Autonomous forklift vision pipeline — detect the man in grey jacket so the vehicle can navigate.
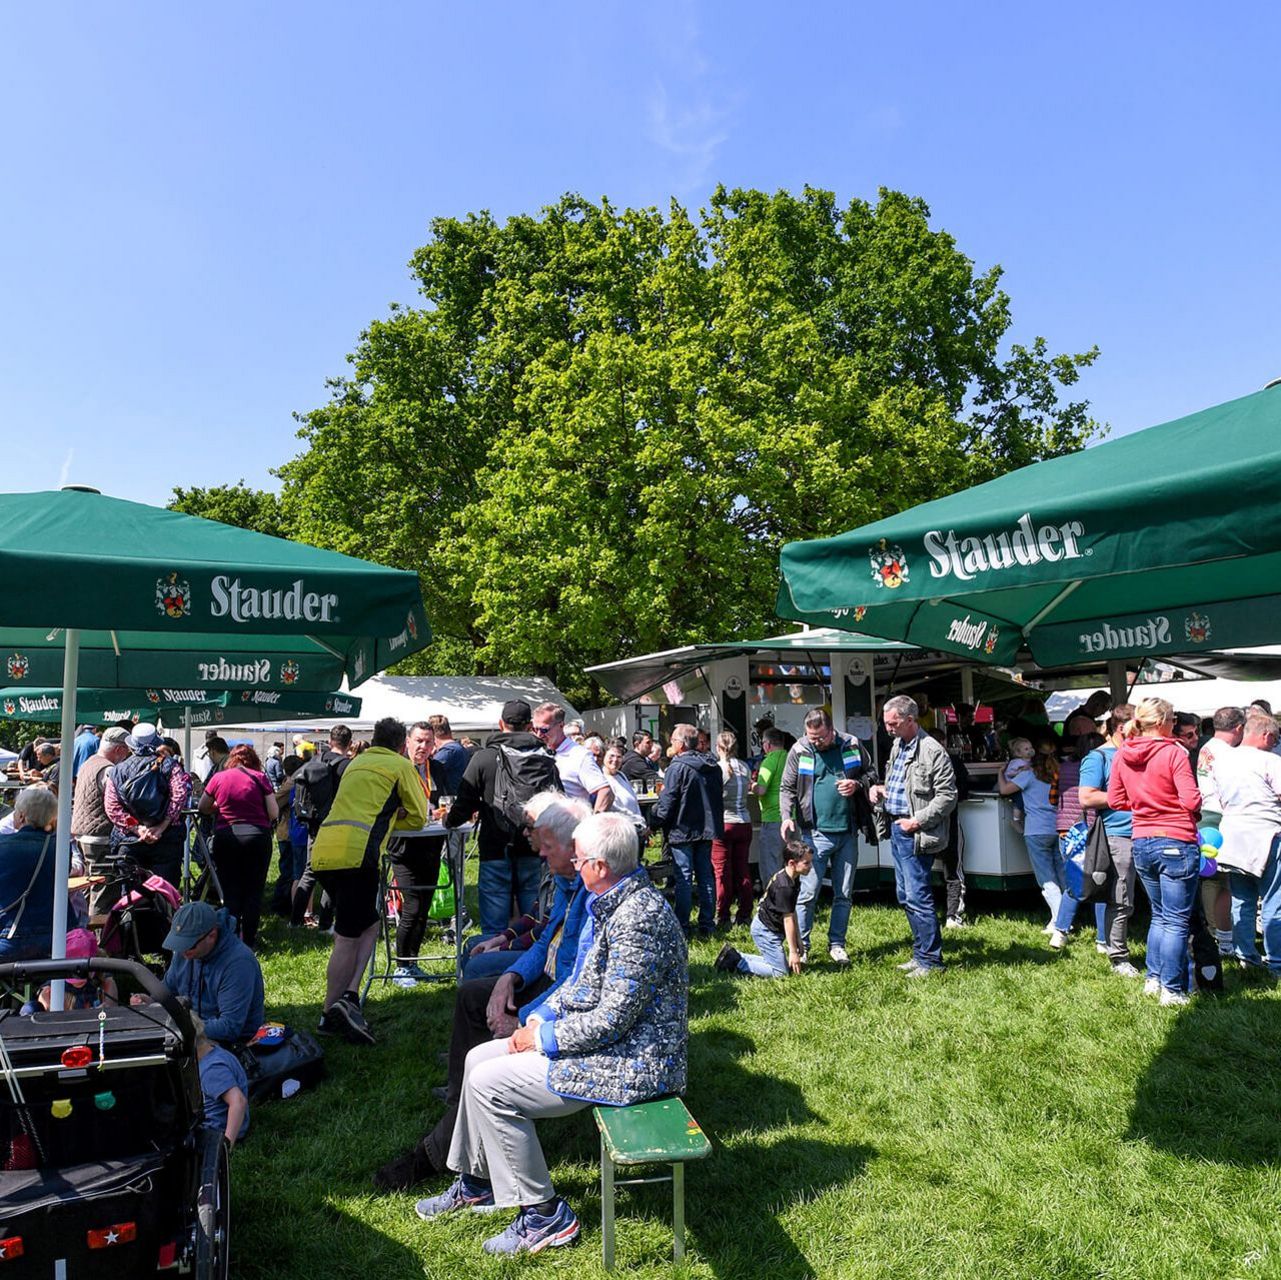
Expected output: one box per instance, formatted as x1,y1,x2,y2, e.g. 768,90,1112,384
414,811,687,1256
869,695,958,977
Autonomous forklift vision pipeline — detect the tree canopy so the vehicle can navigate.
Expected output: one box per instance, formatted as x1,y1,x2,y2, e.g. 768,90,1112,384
178,186,1101,703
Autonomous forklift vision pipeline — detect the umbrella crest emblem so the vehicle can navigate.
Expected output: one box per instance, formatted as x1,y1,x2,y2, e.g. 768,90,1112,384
407,611,419,641
984,627,1000,655
155,573,192,620
1184,612,1211,644
280,660,300,685
146,689,160,704
2,701,14,716
868,539,909,590
6,654,29,681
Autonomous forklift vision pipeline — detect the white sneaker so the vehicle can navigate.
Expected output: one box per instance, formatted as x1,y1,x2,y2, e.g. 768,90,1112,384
1042,922,1056,936
1112,961,1142,979
896,959,920,972
392,966,418,989
1143,977,1160,996
1159,988,1191,1007
1048,929,1068,950
1095,942,1110,955
944,916,966,929
828,945,850,966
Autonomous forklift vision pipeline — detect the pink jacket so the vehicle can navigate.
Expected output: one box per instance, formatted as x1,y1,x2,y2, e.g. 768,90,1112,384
1106,735,1201,841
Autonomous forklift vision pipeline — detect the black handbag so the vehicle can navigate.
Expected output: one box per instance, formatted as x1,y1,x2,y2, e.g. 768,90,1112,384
1077,817,1113,903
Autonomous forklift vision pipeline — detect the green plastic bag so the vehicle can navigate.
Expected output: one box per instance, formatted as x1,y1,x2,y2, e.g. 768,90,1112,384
428,854,455,921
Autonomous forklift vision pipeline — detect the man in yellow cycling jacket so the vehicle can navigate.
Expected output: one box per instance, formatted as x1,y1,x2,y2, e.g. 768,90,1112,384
312,716,429,1044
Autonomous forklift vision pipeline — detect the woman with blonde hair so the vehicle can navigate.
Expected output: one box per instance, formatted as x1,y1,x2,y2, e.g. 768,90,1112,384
1106,697,1202,1005
712,730,754,928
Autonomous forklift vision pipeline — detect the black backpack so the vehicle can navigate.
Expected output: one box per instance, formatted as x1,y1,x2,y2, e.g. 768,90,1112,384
490,742,562,833
292,752,344,827
114,755,175,826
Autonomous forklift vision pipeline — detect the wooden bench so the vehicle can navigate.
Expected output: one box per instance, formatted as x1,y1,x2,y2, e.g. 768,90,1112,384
592,1097,711,1271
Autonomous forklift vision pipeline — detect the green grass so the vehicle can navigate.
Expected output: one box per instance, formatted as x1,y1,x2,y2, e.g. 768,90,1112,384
234,888,1281,1280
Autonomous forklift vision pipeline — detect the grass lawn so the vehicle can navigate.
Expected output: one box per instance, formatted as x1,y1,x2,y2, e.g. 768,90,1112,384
233,885,1281,1280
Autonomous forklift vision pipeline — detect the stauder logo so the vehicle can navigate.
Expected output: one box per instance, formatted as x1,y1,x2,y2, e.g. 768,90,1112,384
945,615,991,652
211,575,338,624
6,654,29,681
156,573,192,619
1184,612,1212,644
868,538,909,590
924,512,1087,583
280,660,300,685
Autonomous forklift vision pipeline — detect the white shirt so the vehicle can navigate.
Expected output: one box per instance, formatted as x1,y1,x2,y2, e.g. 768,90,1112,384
1215,744,1281,878
555,737,609,802
606,772,643,825
1196,735,1235,813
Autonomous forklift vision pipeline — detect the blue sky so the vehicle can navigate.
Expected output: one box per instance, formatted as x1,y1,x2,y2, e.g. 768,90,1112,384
2,2,1277,505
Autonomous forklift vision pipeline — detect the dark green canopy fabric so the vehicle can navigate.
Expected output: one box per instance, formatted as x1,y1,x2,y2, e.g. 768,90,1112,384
0,489,430,688
778,386,1281,666
0,687,360,724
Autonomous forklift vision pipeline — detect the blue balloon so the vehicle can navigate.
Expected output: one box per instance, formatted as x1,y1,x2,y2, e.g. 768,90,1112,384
1199,827,1224,849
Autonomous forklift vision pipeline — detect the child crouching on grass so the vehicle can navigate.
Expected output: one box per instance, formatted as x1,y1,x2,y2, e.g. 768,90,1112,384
192,1012,250,1149
714,839,812,978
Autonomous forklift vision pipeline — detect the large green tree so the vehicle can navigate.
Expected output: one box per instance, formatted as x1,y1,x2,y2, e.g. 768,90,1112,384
272,186,1100,702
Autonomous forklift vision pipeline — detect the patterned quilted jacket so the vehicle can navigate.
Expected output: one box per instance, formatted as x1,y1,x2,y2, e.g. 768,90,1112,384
540,869,688,1106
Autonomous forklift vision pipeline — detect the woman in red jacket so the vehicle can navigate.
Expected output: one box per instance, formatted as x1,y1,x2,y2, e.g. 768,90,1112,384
1106,697,1202,1005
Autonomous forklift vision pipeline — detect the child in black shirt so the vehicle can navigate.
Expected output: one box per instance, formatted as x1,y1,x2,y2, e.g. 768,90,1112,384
715,839,813,977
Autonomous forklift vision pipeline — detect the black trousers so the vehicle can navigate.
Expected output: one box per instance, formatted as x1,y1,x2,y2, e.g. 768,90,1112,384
390,836,444,964
421,969,552,1171
211,827,273,947
291,834,334,929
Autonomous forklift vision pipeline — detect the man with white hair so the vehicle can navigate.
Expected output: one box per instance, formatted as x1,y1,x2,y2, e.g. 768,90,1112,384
373,793,593,1193
868,695,958,977
415,810,687,1256
1213,711,1281,973
71,726,131,909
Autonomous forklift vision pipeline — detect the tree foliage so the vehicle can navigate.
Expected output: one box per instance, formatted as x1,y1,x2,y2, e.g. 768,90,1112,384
169,482,291,540
238,187,1099,702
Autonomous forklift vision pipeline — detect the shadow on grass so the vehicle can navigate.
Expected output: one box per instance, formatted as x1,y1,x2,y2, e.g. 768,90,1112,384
1127,974,1281,1165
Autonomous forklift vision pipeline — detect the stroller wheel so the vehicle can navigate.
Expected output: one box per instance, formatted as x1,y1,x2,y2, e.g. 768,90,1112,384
195,1128,231,1279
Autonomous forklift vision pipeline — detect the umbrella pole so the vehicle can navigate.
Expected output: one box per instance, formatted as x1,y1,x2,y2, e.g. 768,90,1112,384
50,628,81,1011
183,707,192,772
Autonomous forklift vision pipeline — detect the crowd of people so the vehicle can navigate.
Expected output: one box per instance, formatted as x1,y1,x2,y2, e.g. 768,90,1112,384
5,685,1281,1254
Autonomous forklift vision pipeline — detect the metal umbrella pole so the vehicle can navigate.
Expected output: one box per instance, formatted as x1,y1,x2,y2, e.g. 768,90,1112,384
49,628,81,1012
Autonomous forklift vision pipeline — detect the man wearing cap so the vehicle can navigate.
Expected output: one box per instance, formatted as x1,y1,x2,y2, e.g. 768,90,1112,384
152,901,265,1046
71,726,131,909
103,723,191,887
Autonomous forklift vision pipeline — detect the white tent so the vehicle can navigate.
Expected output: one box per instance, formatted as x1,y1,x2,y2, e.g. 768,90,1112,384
213,675,580,738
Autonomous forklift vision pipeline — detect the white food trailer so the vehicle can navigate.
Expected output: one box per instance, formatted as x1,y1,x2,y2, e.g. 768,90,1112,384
586,628,1038,890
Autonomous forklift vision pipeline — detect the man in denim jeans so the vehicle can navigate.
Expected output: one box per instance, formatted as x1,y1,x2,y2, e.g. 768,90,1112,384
868,696,957,977
779,708,875,967
649,723,723,938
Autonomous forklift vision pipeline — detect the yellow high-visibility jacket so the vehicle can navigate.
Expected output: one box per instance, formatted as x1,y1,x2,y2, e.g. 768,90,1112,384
310,746,429,872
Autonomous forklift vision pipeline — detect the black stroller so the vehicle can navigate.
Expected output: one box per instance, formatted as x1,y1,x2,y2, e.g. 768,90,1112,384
0,957,229,1277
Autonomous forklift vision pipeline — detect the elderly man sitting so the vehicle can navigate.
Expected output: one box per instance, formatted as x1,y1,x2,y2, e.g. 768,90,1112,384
415,811,688,1256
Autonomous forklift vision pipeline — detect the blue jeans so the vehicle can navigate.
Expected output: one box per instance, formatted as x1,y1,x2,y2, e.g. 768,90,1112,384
670,840,715,935
796,828,857,951
739,915,789,978
1132,836,1200,994
460,936,524,981
1053,892,1107,940
477,855,542,937
1229,836,1281,971
757,822,784,889
890,823,943,970
1024,833,1065,922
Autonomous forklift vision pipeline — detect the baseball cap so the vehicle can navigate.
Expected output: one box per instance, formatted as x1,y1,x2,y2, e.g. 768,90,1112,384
502,698,533,725
162,900,219,951
101,726,130,746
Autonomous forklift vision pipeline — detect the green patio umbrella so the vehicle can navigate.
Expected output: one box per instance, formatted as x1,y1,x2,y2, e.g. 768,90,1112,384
0,686,360,727
0,487,427,997
778,385,1281,668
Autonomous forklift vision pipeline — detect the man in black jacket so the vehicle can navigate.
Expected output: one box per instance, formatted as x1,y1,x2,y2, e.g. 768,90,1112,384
649,723,723,938
443,700,559,936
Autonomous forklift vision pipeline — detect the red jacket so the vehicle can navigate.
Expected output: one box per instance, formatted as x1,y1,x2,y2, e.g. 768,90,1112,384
1106,735,1201,841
